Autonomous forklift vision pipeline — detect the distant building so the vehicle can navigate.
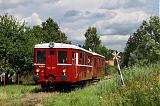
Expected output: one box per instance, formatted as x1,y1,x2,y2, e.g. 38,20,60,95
105,60,115,66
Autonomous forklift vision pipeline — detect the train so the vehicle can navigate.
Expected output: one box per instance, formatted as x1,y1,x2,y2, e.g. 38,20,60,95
33,42,106,89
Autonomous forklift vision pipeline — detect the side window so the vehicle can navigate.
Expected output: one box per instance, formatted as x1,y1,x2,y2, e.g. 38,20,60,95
58,51,67,63
97,58,99,66
83,54,85,65
98,58,100,67
37,51,46,64
94,58,96,66
72,52,75,64
85,55,88,65
100,59,102,67
79,53,83,64
88,56,91,65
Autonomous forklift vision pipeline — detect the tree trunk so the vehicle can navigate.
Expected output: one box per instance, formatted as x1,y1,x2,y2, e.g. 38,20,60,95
4,72,9,85
4,73,5,86
16,72,20,85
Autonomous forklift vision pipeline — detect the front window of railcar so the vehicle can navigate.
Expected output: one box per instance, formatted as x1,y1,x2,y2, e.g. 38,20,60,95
58,51,67,63
37,51,46,64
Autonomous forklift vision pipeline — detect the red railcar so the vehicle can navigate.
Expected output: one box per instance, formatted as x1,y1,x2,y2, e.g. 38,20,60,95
33,42,105,89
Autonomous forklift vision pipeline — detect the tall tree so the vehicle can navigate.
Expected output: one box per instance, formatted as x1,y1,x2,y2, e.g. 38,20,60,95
0,14,25,73
0,14,35,84
83,27,112,60
84,27,101,52
121,16,160,67
41,17,71,43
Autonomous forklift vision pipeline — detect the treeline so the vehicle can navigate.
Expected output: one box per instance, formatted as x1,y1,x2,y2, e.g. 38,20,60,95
0,14,71,78
0,13,112,82
1,13,158,84
121,16,160,67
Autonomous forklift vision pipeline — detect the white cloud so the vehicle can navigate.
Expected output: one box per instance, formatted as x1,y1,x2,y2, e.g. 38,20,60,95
0,0,58,6
95,11,149,35
0,0,157,51
21,13,42,26
159,0,160,16
101,35,130,43
93,10,148,51
55,0,104,11
0,0,21,4
100,35,130,51
62,27,85,42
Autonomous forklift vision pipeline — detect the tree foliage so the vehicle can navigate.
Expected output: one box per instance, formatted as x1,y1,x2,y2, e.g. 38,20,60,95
32,17,71,44
98,46,113,60
83,27,112,60
0,14,34,75
84,27,101,52
0,14,71,78
121,16,160,67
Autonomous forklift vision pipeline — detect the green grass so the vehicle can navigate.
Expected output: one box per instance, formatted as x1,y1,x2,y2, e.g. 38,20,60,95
98,64,160,106
42,63,160,106
0,64,159,106
0,85,39,100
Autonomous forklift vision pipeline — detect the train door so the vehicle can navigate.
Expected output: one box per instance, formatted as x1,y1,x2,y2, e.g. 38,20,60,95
71,52,78,80
46,49,57,76
92,58,97,78
75,52,79,78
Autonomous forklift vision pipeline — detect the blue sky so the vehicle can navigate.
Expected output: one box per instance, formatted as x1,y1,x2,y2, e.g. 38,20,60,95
0,0,159,51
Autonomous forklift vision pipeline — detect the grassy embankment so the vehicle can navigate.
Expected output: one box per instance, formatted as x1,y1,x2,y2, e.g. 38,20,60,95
0,85,37,100
0,85,38,105
42,63,160,106
0,63,159,106
0,85,61,105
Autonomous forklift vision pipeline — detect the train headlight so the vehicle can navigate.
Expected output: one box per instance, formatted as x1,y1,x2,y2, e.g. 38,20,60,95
36,68,40,73
62,67,66,76
63,68,66,73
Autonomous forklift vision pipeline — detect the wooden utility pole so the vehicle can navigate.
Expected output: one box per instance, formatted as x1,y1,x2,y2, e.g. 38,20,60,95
112,51,125,85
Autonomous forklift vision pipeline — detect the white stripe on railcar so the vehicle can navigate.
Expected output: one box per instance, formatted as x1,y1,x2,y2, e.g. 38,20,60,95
76,64,93,67
57,64,72,66
57,63,93,67
34,63,46,65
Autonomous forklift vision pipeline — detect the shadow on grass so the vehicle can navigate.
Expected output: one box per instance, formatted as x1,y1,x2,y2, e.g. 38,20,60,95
31,83,89,93
31,87,45,93
21,82,38,86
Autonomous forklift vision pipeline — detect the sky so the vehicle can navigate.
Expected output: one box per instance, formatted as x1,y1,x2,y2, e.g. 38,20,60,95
0,0,159,51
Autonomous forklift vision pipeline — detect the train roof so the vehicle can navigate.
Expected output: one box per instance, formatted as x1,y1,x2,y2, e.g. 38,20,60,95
34,42,105,58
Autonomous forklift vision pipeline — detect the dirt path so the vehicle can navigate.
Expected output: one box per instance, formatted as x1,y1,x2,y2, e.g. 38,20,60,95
3,92,60,106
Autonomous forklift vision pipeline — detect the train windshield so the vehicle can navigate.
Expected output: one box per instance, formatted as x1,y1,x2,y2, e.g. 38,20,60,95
58,51,67,63
37,51,46,64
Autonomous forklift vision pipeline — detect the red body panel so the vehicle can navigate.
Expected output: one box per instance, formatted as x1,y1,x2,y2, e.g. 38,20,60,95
33,48,105,84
